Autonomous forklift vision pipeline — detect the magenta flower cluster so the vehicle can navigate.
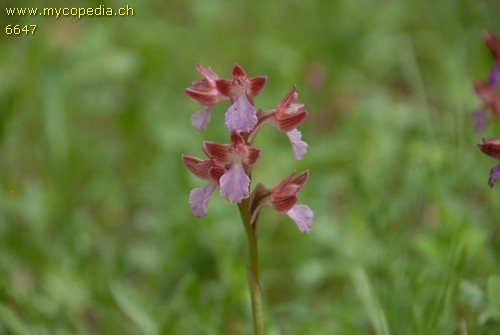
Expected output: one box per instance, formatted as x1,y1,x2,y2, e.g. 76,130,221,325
473,31,500,133
182,64,313,232
476,31,500,187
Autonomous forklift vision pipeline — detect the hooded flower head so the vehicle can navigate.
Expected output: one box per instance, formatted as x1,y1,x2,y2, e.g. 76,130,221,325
478,138,500,188
248,170,313,233
185,65,223,131
251,86,309,160
216,64,267,133
269,170,313,233
478,138,500,159
203,131,261,203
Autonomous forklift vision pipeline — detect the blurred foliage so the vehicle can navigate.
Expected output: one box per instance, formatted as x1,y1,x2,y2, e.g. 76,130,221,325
1,0,500,334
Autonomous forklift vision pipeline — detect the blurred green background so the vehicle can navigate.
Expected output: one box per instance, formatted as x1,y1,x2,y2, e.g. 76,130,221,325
2,0,500,334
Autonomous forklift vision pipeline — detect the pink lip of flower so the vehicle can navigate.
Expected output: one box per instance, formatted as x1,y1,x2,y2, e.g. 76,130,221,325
185,65,224,131
216,64,267,133
181,154,226,217
203,131,261,203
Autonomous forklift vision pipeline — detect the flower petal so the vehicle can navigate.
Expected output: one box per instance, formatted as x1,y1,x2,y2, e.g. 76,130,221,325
203,141,231,165
191,106,212,131
242,147,261,166
215,79,232,98
489,165,500,188
220,163,250,203
188,183,217,217
286,204,313,233
290,170,309,187
182,155,210,180
225,95,258,132
277,109,308,132
209,165,226,184
278,85,298,110
286,129,308,160
196,64,219,81
478,138,500,159
185,86,219,106
232,63,247,78
271,185,299,213
248,76,268,97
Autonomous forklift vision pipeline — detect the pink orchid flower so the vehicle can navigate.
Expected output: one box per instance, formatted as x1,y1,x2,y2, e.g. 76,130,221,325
181,155,225,217
216,64,267,133
185,65,223,131
203,131,261,202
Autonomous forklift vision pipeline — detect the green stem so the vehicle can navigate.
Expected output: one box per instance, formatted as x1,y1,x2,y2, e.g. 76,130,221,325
238,198,264,335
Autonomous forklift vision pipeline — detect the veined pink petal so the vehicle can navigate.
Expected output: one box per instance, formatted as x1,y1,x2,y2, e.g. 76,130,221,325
277,109,308,132
219,163,250,203
270,170,309,213
216,79,232,98
196,64,219,82
478,138,500,159
232,63,247,78
286,129,308,160
189,183,217,217
185,86,219,106
225,95,258,132
489,165,500,188
290,170,309,187
275,86,308,132
230,131,246,146
248,76,267,97
181,155,210,180
191,106,212,131
278,85,298,109
203,141,231,165
271,186,299,213
209,165,226,184
242,147,261,166
286,204,313,233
